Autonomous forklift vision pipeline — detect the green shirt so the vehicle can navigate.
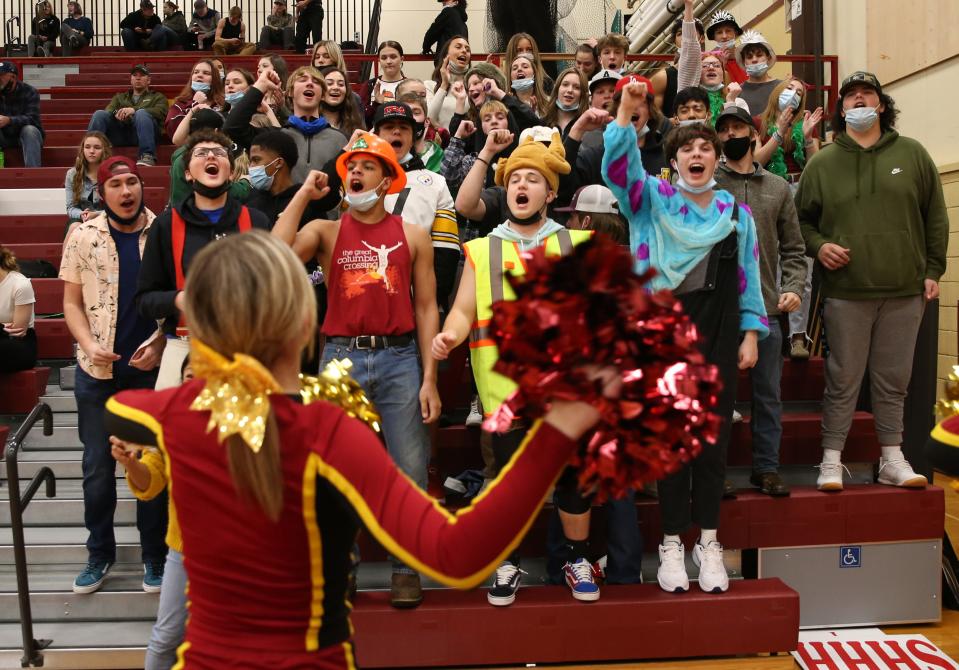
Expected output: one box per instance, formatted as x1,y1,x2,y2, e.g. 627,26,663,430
167,145,251,209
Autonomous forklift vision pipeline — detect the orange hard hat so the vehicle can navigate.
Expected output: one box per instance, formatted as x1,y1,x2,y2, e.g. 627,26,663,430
335,132,407,195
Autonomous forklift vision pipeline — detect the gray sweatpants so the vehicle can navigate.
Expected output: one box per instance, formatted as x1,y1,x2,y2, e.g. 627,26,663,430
821,295,925,452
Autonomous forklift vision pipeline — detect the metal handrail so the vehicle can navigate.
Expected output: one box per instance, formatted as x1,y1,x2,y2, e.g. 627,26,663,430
4,402,55,668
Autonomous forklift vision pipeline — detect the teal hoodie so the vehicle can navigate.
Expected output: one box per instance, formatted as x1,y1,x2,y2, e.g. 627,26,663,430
796,130,948,300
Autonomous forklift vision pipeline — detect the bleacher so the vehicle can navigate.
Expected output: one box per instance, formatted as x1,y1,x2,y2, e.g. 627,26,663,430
0,48,947,669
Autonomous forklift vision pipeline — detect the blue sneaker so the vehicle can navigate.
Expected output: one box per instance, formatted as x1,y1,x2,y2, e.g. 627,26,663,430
143,561,164,593
73,560,112,594
563,558,600,602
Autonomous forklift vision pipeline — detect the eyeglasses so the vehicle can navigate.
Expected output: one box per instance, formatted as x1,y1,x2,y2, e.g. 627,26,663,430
192,147,229,159
701,62,723,70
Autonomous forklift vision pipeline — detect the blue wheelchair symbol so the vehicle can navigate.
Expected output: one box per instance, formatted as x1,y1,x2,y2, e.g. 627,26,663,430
840,546,861,568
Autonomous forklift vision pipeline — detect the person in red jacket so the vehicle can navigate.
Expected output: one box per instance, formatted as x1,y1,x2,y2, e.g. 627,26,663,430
105,229,607,669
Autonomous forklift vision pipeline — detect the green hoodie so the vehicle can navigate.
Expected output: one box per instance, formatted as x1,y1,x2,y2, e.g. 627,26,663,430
796,130,948,300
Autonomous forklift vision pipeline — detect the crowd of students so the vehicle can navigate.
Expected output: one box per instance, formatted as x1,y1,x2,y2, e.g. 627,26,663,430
0,0,949,665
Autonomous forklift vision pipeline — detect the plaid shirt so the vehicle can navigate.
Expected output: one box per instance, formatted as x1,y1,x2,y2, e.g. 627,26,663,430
0,80,44,137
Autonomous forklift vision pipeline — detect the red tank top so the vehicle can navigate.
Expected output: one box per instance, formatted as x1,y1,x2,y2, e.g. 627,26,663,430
322,212,416,337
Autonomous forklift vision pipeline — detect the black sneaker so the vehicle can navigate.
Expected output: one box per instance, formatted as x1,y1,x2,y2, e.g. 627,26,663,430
487,561,525,607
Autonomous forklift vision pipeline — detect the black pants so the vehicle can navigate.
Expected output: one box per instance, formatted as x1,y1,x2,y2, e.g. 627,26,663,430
0,328,37,373
294,4,324,54
657,234,740,535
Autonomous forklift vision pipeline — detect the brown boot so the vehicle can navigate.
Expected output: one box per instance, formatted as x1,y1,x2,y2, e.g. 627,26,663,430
390,573,423,609
750,471,791,497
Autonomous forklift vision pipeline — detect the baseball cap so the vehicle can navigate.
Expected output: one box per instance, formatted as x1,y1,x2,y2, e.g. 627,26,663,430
0,61,18,76
140,0,154,8
588,68,622,92
372,101,416,130
615,73,655,96
194,0,206,7
97,156,142,188
715,103,756,131
189,108,224,133
839,71,882,99
555,184,619,214
131,63,151,76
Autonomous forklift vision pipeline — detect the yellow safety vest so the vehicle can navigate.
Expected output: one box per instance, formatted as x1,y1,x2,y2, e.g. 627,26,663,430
463,228,592,417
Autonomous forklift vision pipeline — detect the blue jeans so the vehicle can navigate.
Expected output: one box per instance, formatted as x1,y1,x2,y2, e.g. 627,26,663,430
0,124,43,167
75,365,168,564
121,27,169,51
749,318,784,473
321,340,429,575
144,548,187,670
88,109,158,158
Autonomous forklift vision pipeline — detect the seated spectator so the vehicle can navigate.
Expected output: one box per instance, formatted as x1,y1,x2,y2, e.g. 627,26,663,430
138,129,271,387
312,39,347,70
224,66,346,182
0,61,45,167
167,108,249,207
0,245,37,374
186,0,219,51
61,2,94,56
120,1,167,52
574,43,599,81
319,66,365,137
88,64,168,168
734,30,781,117
165,59,225,145
212,6,256,56
65,131,111,227
156,1,188,47
543,67,589,138
259,0,294,51
28,1,59,57
556,184,627,244
596,33,629,73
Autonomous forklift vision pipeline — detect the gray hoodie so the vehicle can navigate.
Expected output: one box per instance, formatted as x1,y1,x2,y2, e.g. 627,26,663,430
488,218,566,252
714,161,806,316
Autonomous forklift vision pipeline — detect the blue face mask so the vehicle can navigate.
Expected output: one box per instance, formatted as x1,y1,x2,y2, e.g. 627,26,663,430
676,176,717,194
745,62,769,78
716,39,736,50
344,179,386,212
556,99,579,112
702,82,724,92
844,105,879,132
511,77,535,92
224,91,245,105
287,114,330,136
248,158,279,191
191,80,211,93
778,89,800,111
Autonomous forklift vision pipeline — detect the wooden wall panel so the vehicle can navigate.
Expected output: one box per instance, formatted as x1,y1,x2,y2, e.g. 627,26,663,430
866,0,959,83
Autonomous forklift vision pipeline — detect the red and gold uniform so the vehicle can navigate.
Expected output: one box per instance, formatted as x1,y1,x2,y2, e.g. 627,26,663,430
104,379,577,669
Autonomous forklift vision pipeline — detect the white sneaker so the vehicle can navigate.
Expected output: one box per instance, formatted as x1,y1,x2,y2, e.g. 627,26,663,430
732,410,743,423
816,461,848,491
877,457,927,488
465,395,483,427
692,541,729,593
657,541,689,593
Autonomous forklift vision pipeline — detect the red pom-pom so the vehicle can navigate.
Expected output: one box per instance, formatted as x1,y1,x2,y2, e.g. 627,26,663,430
483,235,721,503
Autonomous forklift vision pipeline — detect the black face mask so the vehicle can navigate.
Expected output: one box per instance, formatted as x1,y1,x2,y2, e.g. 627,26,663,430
103,197,146,228
191,179,232,199
507,206,545,226
723,135,752,162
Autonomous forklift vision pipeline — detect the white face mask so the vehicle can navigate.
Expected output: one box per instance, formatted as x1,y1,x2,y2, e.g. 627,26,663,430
672,160,716,194
716,39,736,50
844,105,880,132
344,179,386,212
678,118,706,128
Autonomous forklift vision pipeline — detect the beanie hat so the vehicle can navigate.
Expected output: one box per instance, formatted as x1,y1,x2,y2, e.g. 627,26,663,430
494,131,570,193
464,62,506,93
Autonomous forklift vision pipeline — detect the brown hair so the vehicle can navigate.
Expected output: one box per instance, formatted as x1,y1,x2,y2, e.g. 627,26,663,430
543,67,589,128
320,66,364,137
582,212,627,244
664,123,723,163
0,244,19,273
596,33,629,54
397,91,426,117
71,131,112,205
183,230,317,521
183,128,236,174
176,59,225,107
759,76,807,155
286,65,327,100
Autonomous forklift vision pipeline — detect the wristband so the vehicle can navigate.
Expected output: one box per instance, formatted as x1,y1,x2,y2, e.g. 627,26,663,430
475,156,490,167
772,130,784,144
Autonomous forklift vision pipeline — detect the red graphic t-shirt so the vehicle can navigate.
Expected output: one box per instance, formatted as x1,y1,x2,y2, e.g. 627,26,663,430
322,212,416,337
